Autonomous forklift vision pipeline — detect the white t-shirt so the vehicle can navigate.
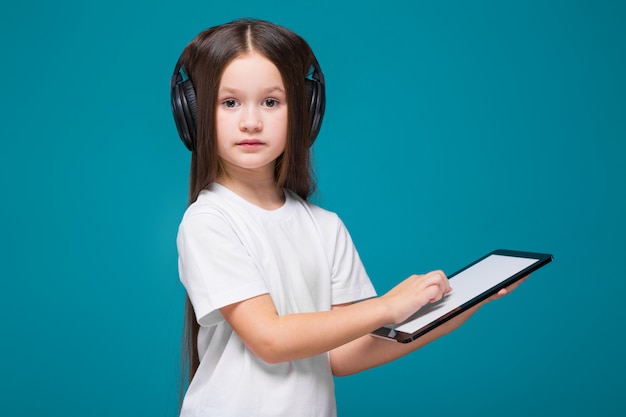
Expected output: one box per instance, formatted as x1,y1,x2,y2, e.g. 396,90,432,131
177,183,377,417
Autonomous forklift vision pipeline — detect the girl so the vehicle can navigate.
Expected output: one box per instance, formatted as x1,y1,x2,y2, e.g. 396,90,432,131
171,18,519,417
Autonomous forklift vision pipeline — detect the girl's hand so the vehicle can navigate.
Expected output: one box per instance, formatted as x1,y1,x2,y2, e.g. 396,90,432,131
491,274,529,299
380,270,452,324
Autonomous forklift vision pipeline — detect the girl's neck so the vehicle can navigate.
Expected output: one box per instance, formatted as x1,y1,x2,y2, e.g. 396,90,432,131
216,167,285,211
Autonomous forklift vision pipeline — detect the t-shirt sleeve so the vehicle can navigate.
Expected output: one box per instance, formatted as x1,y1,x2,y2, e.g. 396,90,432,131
327,214,377,305
176,211,269,327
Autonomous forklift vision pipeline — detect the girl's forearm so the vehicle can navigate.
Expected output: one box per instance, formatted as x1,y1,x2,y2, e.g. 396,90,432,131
221,294,392,364
221,271,453,364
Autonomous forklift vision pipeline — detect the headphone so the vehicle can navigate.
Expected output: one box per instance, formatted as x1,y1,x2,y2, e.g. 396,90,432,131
170,58,326,152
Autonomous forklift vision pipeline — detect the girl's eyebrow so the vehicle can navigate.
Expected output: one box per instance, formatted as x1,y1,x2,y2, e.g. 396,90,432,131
218,86,286,96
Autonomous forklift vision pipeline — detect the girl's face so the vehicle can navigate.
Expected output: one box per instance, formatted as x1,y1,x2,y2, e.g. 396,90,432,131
216,52,288,179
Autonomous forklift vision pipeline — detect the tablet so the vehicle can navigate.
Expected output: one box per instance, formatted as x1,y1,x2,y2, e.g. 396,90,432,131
371,249,553,343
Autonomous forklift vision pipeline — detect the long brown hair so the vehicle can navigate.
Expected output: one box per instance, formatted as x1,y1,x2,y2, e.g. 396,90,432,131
176,18,321,397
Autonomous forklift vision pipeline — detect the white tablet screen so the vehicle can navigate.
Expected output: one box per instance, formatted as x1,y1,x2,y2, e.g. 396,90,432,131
392,254,538,334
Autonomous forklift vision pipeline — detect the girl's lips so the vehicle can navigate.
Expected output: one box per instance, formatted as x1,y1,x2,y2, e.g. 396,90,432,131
237,139,264,148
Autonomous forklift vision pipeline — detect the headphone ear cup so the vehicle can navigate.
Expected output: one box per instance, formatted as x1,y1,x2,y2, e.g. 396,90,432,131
306,79,314,111
305,79,317,141
180,80,198,148
171,64,198,151
305,65,325,145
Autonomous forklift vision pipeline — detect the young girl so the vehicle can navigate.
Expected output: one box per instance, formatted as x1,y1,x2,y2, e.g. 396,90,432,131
171,18,519,417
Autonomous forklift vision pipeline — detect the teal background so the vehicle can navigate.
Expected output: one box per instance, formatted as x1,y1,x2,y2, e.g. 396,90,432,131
1,0,624,416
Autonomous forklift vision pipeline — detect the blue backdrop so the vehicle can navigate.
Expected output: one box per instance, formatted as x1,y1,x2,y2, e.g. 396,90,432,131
1,1,624,416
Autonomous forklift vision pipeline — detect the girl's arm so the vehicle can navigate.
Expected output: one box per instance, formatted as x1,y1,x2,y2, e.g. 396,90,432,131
219,270,451,364
329,277,527,376
328,300,481,376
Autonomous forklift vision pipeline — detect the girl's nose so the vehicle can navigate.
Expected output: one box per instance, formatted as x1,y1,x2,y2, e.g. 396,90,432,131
239,107,262,132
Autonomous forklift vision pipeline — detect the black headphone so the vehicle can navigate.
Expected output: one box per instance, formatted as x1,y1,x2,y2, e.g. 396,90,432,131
170,58,326,152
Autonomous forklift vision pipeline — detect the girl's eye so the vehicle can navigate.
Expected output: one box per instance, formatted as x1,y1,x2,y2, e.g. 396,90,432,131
222,99,239,108
262,98,279,108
